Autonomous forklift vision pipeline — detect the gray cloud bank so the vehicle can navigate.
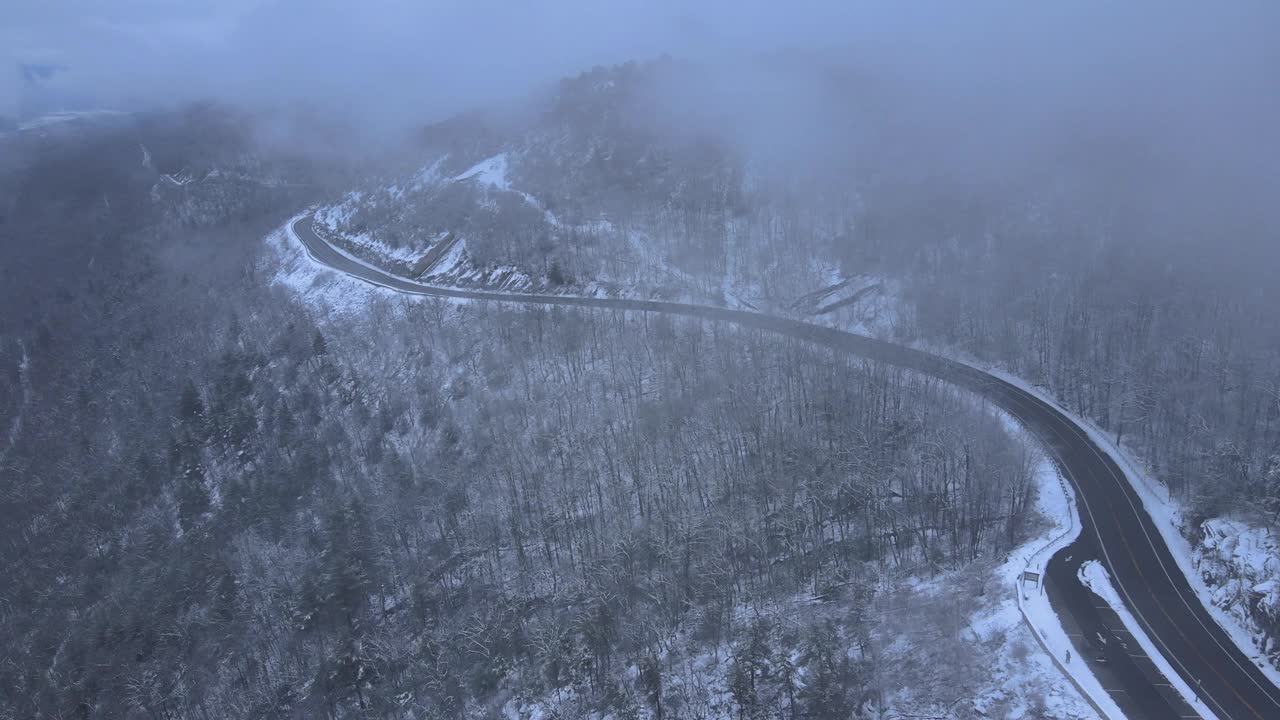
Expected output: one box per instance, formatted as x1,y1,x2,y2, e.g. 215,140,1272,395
4,0,1278,221
4,1,1275,130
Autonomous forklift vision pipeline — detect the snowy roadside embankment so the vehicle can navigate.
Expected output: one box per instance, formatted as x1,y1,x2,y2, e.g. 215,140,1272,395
995,428,1123,720
267,212,412,317
1079,560,1219,718
910,327,1280,690
976,364,1280,689
797,267,901,339
1197,519,1280,667
315,198,431,265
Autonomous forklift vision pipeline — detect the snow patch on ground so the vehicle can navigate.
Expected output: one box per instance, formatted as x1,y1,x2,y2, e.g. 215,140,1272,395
340,230,421,264
454,153,511,190
315,202,354,232
266,213,466,319
162,172,197,187
1198,520,1280,664
411,155,448,191
426,237,468,277
721,273,753,310
268,216,379,316
448,152,561,226
516,190,558,225
617,226,720,304
800,274,902,339
314,202,424,264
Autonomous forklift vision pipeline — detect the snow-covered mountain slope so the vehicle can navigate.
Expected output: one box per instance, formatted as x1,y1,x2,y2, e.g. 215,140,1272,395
311,60,878,313
1196,518,1280,667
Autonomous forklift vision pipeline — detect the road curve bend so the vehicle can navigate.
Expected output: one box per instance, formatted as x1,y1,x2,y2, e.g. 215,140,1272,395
289,213,1280,720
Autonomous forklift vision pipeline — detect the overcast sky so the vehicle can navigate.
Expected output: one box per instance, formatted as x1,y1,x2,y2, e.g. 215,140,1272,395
4,0,1278,150
1,0,862,124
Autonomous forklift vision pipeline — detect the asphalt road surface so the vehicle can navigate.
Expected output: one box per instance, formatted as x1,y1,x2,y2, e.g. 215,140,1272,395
292,214,1280,719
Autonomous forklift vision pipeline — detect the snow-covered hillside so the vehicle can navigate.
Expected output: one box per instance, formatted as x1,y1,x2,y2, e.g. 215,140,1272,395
1196,519,1280,666
309,60,876,313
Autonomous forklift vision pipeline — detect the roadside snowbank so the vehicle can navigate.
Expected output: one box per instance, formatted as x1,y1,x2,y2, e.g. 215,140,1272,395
974,452,1120,719
315,200,428,264
267,212,457,318
798,273,901,339
1002,448,1123,720
979,364,1280,689
1079,560,1218,718
1198,519,1280,665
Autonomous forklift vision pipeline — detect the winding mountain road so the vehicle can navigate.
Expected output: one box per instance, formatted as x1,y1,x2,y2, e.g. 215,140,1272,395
290,213,1280,719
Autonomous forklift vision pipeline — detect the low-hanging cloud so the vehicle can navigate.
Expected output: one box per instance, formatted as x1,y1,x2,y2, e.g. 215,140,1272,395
5,0,1277,203
5,1,1268,120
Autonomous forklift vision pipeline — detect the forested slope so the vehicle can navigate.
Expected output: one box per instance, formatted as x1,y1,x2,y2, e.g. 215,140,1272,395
0,106,1071,719
9,49,1276,714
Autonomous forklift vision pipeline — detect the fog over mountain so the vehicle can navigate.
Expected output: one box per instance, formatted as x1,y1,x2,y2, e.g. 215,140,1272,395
7,1,1278,139
7,1,1277,241
5,3,1280,719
